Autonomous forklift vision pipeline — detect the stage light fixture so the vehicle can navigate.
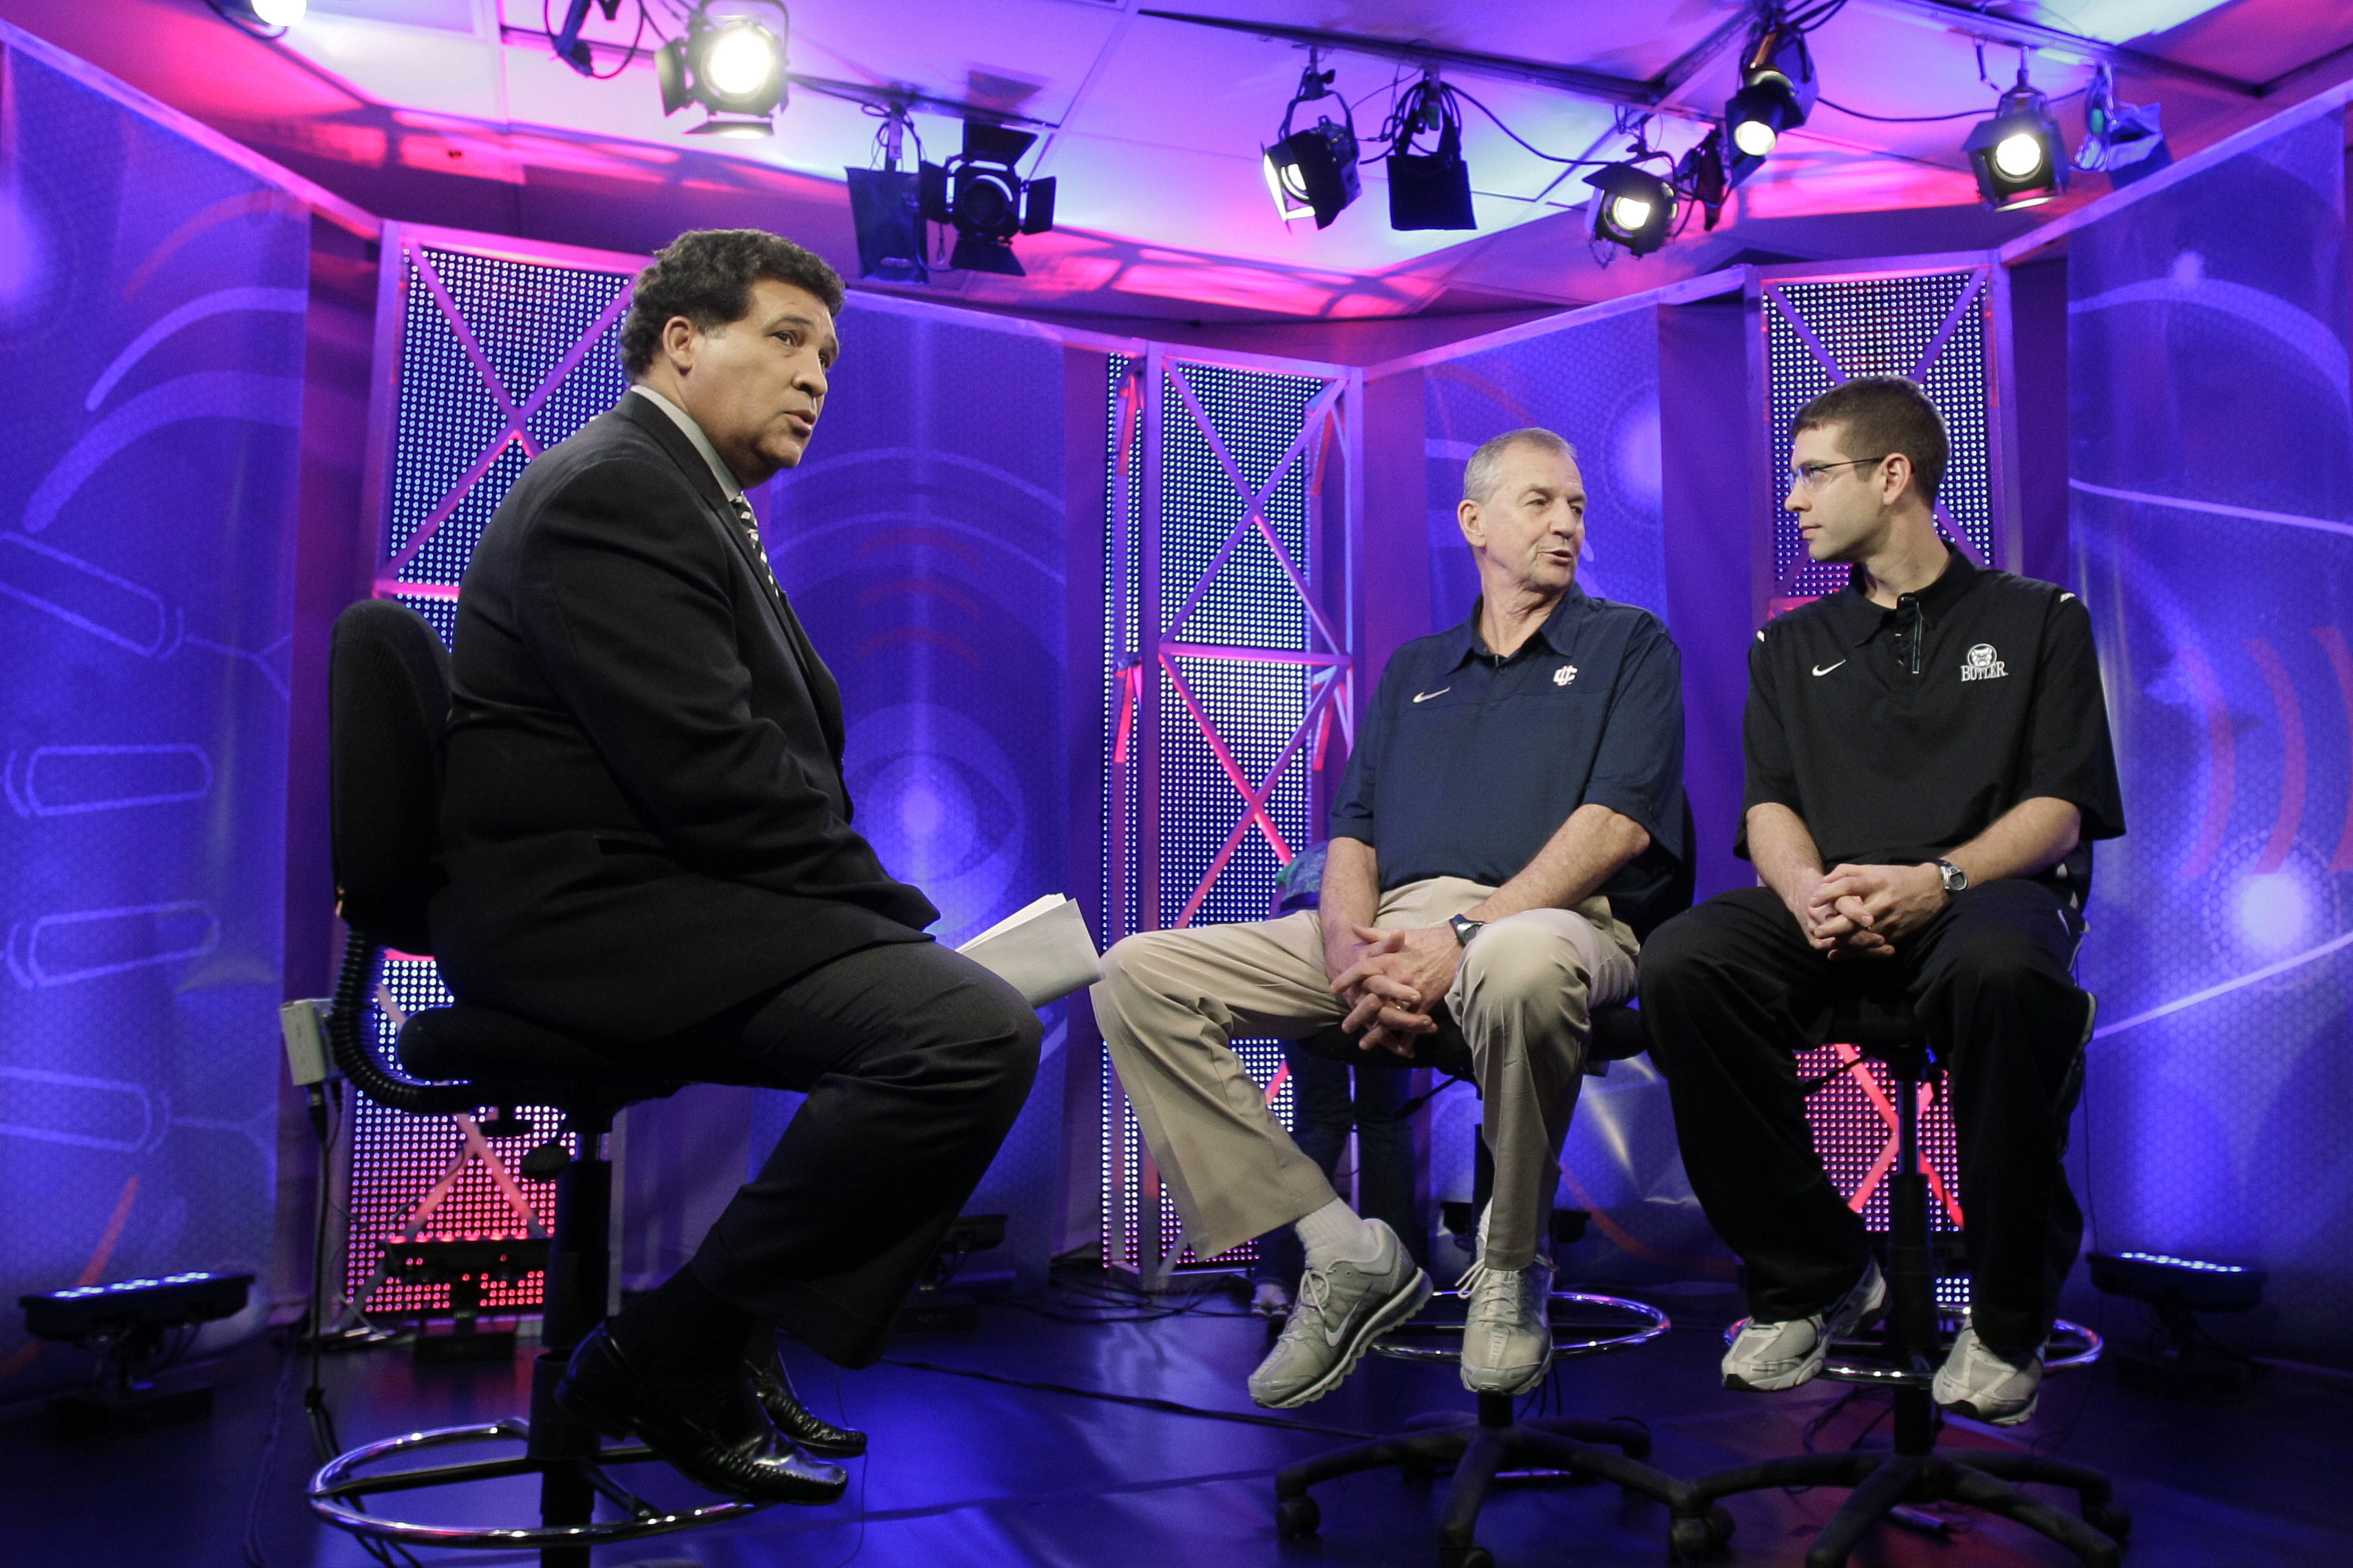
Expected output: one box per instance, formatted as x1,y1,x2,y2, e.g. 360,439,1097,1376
919,120,1057,277
656,2,789,138
206,0,305,36
1262,56,1361,230
1385,72,1475,232
1962,69,2070,211
847,107,927,284
1584,162,1677,257
2079,65,2171,191
1724,17,1816,160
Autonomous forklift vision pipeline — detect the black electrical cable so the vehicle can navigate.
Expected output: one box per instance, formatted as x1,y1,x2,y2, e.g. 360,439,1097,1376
1818,86,2084,122
542,0,649,80
240,1327,301,1568
1447,83,1627,168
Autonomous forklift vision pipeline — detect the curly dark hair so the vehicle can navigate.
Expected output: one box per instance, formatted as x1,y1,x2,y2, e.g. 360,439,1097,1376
619,229,845,378
1791,374,1950,506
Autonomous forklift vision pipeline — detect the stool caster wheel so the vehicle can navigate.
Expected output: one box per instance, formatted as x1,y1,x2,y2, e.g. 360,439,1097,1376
1670,1507,1734,1560
1276,1494,1320,1539
1440,1546,1493,1568
2085,1503,2131,1541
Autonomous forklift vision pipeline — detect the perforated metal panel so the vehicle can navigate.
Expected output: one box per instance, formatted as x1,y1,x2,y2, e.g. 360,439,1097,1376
346,228,635,1319
1763,268,1998,610
1100,350,1360,1280
343,960,569,1315
1756,267,2004,1260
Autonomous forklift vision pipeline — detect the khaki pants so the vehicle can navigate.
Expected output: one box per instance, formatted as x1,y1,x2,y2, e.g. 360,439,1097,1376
1094,877,1637,1271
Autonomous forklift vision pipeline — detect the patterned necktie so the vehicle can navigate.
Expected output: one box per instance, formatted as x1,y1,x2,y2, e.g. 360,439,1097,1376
730,497,785,600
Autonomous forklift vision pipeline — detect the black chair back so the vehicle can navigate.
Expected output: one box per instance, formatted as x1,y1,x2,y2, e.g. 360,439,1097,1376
328,598,451,958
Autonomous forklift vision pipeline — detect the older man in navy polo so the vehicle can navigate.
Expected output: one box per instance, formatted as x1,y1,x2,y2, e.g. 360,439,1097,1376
1094,428,1687,1409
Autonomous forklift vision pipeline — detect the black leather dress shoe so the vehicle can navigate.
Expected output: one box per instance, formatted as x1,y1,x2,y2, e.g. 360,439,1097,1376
555,1324,847,1505
747,1338,867,1457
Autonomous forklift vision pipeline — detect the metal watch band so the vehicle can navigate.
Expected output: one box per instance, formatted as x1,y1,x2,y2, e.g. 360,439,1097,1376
1934,858,1968,894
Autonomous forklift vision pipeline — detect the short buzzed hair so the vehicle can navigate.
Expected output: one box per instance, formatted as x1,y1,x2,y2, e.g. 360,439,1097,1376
621,228,844,378
1463,428,1578,505
1791,376,1950,506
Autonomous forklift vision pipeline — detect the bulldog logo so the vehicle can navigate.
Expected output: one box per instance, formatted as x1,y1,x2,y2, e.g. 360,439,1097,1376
1961,643,2008,682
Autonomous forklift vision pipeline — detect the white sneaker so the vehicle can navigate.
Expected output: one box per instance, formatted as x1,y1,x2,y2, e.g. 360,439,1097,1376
1721,1259,1887,1393
1458,1256,1555,1395
1246,1223,1431,1409
1933,1326,2042,1425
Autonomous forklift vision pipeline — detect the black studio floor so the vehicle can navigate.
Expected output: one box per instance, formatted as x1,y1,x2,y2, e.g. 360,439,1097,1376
7,1280,2351,1568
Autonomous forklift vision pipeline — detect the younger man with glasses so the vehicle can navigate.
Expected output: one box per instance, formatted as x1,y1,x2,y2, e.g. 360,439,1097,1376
1639,376,2123,1425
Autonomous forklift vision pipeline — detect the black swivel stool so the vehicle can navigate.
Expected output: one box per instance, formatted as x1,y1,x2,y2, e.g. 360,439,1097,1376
1273,1004,1733,1567
1691,998,2129,1568
305,599,782,1567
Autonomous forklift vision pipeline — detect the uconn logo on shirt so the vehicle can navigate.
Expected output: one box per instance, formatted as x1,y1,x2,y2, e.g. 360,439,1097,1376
1961,643,2009,683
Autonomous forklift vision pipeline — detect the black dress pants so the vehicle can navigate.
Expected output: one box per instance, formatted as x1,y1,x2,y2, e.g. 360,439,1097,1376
682,939,1041,1369
1638,881,2089,1360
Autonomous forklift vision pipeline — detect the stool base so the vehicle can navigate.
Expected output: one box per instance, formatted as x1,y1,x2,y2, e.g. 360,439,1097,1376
1694,1390,2130,1568
1275,1390,1732,1567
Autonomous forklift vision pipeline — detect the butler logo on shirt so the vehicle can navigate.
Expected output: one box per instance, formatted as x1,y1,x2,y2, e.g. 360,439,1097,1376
1961,643,2008,682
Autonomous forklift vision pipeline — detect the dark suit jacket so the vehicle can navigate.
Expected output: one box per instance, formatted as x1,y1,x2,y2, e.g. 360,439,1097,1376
431,392,937,1044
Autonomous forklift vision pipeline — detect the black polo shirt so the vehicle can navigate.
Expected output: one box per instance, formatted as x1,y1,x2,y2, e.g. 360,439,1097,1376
1331,584,1687,931
1739,548,2125,894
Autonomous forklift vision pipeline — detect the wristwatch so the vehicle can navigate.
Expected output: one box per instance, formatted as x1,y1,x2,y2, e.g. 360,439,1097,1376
1933,859,1969,895
1448,913,1487,947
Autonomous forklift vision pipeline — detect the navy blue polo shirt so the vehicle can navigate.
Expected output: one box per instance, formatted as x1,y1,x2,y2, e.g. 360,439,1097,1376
1330,584,1688,931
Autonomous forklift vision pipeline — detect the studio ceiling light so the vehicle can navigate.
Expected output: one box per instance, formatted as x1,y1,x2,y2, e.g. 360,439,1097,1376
1962,65,2071,211
656,1,789,137
1584,161,1676,257
2078,64,2171,190
1383,71,1474,232
919,121,1058,277
1725,15,1816,160
1262,54,1361,230
847,107,926,285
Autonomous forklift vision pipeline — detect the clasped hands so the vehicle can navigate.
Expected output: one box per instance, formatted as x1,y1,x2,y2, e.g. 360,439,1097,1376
1324,923,1464,1058
1797,861,1949,959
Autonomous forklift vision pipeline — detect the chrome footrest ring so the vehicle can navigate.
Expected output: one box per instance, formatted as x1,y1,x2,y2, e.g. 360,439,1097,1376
308,1419,770,1549
1372,1288,1671,1364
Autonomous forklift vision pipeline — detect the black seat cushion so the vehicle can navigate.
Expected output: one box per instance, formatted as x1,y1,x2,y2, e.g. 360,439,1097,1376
1589,1003,1652,1064
396,1004,789,1106
1816,997,1921,1053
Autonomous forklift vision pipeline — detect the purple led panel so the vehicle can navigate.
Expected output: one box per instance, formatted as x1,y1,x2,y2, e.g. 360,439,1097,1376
1763,268,1998,610
1758,268,2002,1251
342,959,570,1315
348,230,632,1317
1100,351,1356,1281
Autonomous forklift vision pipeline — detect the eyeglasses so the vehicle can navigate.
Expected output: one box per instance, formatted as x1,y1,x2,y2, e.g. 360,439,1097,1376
1788,455,1892,492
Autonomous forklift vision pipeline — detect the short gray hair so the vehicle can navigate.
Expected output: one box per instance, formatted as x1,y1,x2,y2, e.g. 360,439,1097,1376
1462,428,1577,506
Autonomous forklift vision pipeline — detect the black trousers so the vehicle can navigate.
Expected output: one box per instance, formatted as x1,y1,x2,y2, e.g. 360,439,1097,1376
683,939,1041,1369
1638,881,2088,1360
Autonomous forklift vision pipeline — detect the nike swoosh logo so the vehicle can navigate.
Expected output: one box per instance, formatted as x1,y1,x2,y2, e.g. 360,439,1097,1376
1412,688,1450,702
1812,661,1846,677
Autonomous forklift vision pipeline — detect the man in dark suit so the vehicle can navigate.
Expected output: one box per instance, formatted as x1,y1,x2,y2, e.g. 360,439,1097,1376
434,229,1041,1501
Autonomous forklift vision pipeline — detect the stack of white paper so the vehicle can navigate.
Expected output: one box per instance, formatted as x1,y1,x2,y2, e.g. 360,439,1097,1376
956,894,1103,1007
